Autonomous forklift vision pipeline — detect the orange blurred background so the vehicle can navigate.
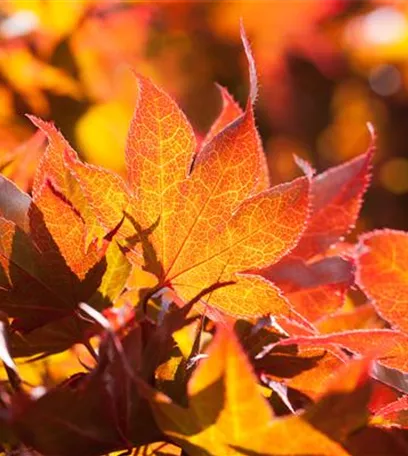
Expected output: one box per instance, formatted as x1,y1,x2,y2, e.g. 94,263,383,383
1,0,408,231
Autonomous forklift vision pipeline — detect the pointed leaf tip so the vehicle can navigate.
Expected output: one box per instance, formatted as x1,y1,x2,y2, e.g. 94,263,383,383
366,121,376,142
25,113,42,125
201,84,244,149
286,148,373,260
240,20,258,106
26,114,54,134
293,154,316,179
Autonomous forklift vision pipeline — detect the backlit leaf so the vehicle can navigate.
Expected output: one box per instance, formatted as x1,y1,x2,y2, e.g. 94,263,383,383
279,330,408,373
30,179,103,281
261,256,353,322
201,85,243,149
200,84,269,192
31,116,129,244
58,30,309,319
371,395,408,429
257,347,346,400
303,358,372,443
316,303,384,334
286,148,373,260
168,178,309,317
152,325,349,455
0,175,129,348
260,143,373,322
356,230,408,333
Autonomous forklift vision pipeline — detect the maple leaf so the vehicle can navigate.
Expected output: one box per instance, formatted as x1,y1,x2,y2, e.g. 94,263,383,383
255,347,346,400
262,256,354,323
260,140,374,324
200,85,244,150
316,303,384,334
29,115,129,247
149,324,375,455
368,381,400,416
199,84,270,192
9,315,92,358
302,357,372,443
371,395,408,429
36,26,310,321
0,168,130,355
278,329,408,374
280,138,374,261
356,229,408,334
5,290,223,455
10,323,162,456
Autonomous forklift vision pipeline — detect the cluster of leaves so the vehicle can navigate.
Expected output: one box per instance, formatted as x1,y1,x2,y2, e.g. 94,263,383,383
0,27,407,456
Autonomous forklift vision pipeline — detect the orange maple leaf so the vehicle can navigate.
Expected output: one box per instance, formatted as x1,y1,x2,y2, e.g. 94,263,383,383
357,229,408,334
371,395,408,429
32,27,310,321
0,173,129,338
150,324,370,455
316,303,384,334
260,136,374,325
279,329,408,374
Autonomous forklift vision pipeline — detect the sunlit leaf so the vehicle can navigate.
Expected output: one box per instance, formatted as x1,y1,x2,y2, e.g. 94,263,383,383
152,325,350,455
357,230,408,333
59,29,309,319
257,347,346,400
0,173,129,351
279,329,408,373
287,148,373,260
262,256,353,322
371,395,408,429
316,303,384,334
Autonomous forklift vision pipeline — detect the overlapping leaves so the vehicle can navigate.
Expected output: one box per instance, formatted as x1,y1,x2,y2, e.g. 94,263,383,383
34,28,310,324
0,24,407,456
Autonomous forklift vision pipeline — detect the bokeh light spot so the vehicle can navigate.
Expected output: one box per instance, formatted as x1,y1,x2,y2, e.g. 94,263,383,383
380,158,408,194
362,7,407,46
0,10,38,38
369,64,401,96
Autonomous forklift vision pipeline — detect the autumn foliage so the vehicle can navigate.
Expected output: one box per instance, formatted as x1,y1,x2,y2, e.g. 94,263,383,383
0,13,407,456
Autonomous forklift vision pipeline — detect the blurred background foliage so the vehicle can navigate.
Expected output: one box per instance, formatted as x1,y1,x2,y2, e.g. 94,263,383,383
0,0,408,236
